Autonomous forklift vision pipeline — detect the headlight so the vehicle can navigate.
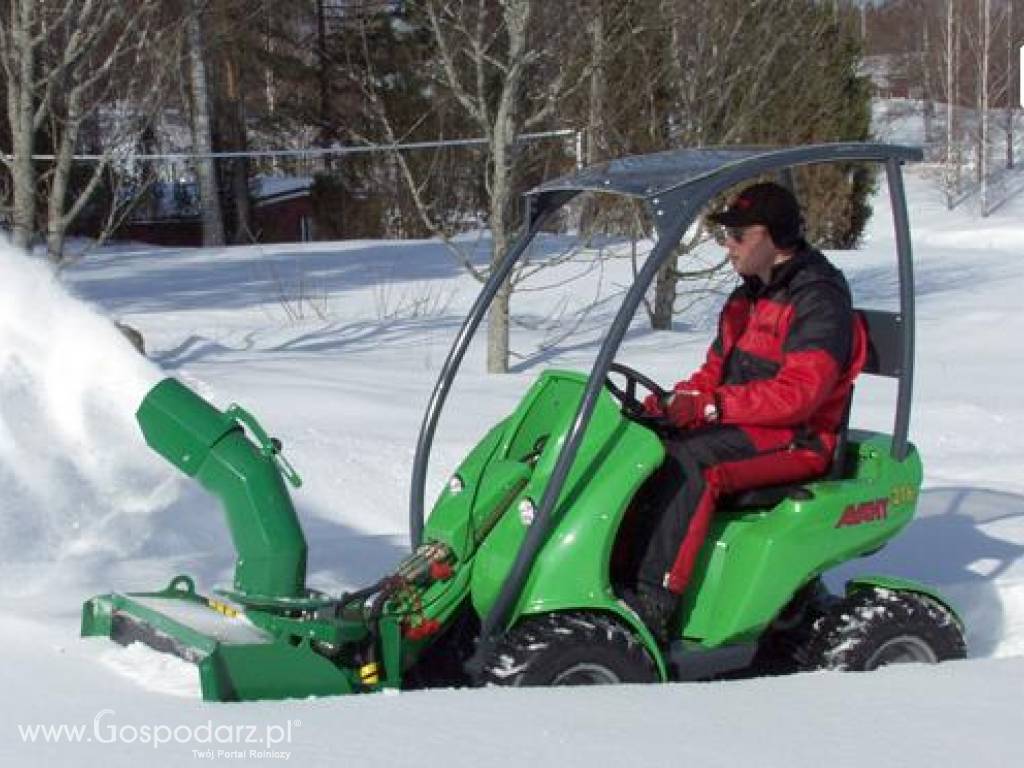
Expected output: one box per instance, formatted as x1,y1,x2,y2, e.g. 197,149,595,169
447,475,464,495
518,498,536,526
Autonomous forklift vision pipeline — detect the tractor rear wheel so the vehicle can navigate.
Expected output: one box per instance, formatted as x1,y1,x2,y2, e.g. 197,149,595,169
801,587,966,671
481,612,657,687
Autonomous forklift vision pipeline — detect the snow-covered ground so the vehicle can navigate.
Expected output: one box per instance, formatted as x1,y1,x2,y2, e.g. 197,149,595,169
1,164,1023,766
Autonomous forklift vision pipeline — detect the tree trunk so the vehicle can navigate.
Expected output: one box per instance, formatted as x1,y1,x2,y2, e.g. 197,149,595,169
946,0,956,209
922,17,935,143
487,129,515,373
651,257,678,331
980,0,990,215
484,0,531,374
953,1,962,192
9,0,37,251
46,95,82,265
1007,0,1014,169
648,1,688,331
263,0,278,172
224,54,253,243
579,0,606,233
587,5,606,165
264,0,276,116
187,1,225,247
316,0,331,158
488,282,512,374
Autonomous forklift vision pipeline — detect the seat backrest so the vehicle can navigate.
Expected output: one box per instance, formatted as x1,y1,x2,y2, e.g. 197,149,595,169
859,309,906,378
828,308,903,478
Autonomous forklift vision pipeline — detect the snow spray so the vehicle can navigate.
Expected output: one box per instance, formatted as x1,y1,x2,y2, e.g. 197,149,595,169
0,242,178,567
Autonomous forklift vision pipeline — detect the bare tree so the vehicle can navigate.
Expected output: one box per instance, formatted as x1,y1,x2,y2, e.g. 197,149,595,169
1005,0,1015,169
946,0,960,209
1,0,40,251
264,0,277,119
349,1,589,373
647,0,867,329
922,8,936,142
0,0,174,261
981,0,991,213
186,0,226,246
958,0,1016,215
201,0,275,244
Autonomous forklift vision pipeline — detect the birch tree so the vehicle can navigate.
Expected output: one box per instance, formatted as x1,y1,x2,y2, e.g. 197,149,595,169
186,0,225,246
350,0,589,373
981,0,991,213
946,0,960,209
0,0,173,261
961,0,1014,216
647,0,870,329
1006,0,1014,170
424,0,571,373
1003,0,1011,171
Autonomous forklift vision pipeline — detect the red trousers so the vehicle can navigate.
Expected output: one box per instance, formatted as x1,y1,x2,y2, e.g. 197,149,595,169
636,424,829,594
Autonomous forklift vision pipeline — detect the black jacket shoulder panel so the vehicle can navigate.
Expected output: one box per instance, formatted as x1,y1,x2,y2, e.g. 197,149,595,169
782,254,854,367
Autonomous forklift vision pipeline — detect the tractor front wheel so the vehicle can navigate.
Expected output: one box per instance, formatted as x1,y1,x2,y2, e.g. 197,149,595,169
481,612,657,687
802,587,966,671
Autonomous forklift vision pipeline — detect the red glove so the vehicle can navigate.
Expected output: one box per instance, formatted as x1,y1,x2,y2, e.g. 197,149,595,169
665,390,718,429
643,392,666,416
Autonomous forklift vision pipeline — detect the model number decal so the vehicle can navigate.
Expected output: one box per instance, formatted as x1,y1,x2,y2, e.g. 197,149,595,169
836,498,889,528
889,484,917,505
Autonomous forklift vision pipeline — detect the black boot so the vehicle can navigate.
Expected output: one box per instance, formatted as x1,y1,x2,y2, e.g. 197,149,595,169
625,582,680,647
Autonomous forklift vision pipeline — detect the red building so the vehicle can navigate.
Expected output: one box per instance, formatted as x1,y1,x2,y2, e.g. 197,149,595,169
251,177,316,243
117,176,315,246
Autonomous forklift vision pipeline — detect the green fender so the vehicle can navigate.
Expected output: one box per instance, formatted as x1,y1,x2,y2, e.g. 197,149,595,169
844,575,965,629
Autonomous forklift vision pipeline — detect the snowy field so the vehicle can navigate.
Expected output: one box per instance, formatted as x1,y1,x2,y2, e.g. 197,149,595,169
1,163,1023,766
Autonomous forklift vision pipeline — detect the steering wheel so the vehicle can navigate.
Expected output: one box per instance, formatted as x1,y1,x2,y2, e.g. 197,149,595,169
604,362,669,420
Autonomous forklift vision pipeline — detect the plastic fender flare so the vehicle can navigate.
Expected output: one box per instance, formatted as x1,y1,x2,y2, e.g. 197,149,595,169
844,575,965,631
513,603,670,682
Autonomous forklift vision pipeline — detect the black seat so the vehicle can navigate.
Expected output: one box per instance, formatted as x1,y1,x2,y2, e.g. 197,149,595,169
725,307,901,510
726,386,853,509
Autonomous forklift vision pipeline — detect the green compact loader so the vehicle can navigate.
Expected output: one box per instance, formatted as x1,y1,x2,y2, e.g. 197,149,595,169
82,144,966,701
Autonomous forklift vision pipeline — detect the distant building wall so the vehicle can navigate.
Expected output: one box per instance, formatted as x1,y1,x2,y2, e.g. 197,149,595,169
105,176,316,247
253,192,315,243
119,220,202,247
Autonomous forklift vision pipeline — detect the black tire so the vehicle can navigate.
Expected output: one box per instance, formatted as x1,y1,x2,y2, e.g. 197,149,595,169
801,587,967,671
480,612,658,687
748,579,834,677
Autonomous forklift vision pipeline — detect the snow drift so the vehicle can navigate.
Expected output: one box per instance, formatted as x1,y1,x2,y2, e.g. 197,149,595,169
0,243,177,570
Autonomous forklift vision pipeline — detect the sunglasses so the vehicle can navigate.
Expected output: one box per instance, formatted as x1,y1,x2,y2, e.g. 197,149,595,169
711,225,751,245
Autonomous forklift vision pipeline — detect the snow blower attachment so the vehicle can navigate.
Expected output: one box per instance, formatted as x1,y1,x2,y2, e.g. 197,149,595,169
81,378,460,701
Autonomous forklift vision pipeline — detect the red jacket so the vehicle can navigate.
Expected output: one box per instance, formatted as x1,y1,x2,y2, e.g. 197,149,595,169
678,244,867,456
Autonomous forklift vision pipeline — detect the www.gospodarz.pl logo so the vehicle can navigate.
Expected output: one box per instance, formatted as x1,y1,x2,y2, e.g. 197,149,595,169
18,709,300,759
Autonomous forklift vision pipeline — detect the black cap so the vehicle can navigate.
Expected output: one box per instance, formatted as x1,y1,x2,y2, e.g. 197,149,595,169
707,182,803,248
